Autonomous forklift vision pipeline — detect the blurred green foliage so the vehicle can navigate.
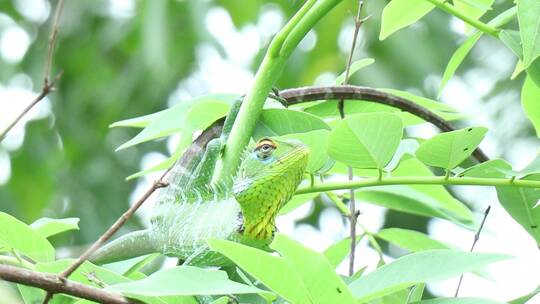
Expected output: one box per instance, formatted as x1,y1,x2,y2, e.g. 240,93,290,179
0,0,528,249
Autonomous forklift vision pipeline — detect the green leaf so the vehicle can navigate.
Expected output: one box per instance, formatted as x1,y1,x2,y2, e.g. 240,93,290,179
418,298,505,304
270,234,356,304
323,236,363,269
253,108,330,139
278,130,332,173
211,297,230,304
0,212,54,262
116,94,237,151
459,159,511,178
521,76,540,137
416,127,488,170
380,89,466,122
496,173,540,244
355,157,474,223
110,110,165,129
108,266,272,298
509,285,540,304
30,217,80,238
348,250,510,302
328,113,403,169
279,192,319,215
439,33,482,97
335,58,375,84
207,239,312,304
379,0,435,40
376,228,453,252
517,0,540,68
500,30,523,59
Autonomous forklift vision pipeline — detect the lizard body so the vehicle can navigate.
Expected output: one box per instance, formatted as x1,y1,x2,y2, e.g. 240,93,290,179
91,103,309,266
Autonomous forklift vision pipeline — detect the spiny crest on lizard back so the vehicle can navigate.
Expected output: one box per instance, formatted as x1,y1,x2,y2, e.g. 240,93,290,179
233,137,309,240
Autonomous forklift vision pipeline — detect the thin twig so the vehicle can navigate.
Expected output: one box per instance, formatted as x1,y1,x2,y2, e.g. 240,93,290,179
0,0,65,143
454,205,491,297
277,85,490,163
0,264,133,304
339,0,366,277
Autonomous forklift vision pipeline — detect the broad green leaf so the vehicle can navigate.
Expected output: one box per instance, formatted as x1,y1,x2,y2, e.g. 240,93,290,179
517,0,540,68
279,192,318,215
328,113,403,169
348,250,510,302
438,33,482,97
409,283,425,302
116,94,237,151
208,239,312,304
418,298,505,304
500,30,523,59
521,76,540,137
489,154,540,178
376,228,453,252
323,236,364,269
459,159,511,178
496,174,540,244
335,58,375,84
253,108,330,139
416,127,488,170
380,89,466,122
379,0,435,40
108,266,272,298
278,130,332,173
110,110,165,129
30,217,80,238
270,234,356,303
0,212,54,262
303,91,464,125
357,185,471,224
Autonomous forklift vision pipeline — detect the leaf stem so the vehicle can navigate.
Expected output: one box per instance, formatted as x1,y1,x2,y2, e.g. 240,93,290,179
213,0,344,181
425,0,500,36
296,176,540,194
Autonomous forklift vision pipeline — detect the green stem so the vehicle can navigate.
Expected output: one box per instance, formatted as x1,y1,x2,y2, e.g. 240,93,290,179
0,255,35,270
425,0,500,36
296,176,540,194
325,192,351,216
213,0,343,181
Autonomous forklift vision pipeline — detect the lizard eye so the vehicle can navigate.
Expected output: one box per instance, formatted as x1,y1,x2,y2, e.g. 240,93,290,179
255,139,276,160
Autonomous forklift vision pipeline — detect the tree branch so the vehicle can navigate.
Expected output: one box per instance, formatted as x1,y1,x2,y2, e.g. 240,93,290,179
0,264,133,304
277,85,490,162
0,0,65,143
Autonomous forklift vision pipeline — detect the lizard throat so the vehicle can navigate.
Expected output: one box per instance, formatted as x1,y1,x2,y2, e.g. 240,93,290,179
233,146,309,240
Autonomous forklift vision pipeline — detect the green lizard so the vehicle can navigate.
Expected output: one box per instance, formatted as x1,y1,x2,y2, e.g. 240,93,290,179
90,102,309,266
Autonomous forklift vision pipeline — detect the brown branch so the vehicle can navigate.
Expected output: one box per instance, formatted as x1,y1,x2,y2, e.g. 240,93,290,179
58,180,169,281
0,264,133,304
0,0,65,143
454,205,491,297
339,0,367,277
278,85,490,162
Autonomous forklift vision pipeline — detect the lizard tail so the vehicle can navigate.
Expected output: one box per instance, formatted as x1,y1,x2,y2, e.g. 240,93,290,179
90,229,157,265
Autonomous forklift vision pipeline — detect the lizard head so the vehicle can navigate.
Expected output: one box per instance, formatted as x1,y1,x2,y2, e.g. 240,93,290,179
233,137,309,240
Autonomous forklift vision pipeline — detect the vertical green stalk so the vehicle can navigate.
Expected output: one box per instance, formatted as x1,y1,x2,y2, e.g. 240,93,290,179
213,0,343,181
